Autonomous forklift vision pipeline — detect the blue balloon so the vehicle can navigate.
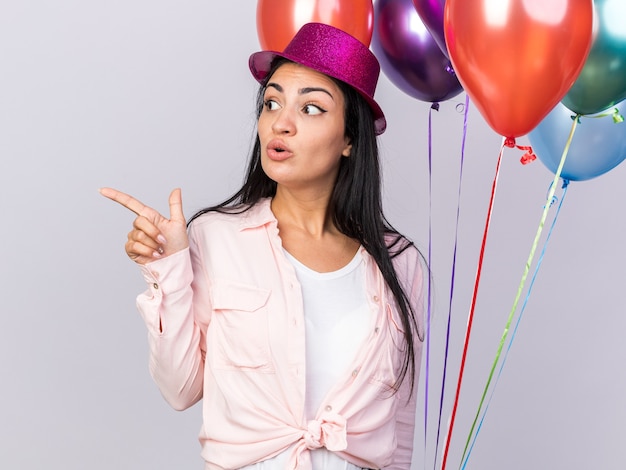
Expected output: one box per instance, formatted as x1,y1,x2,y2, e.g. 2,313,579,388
528,102,626,181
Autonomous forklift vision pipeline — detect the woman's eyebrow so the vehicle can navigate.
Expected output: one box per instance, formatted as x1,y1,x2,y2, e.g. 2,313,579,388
300,87,334,100
266,82,283,93
265,82,334,100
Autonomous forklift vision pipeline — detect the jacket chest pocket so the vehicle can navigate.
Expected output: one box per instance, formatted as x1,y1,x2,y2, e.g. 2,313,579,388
209,282,275,373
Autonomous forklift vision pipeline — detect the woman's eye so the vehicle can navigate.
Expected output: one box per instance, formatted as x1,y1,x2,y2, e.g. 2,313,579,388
264,99,279,111
303,104,325,115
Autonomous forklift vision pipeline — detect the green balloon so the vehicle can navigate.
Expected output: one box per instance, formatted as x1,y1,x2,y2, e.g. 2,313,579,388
562,0,626,115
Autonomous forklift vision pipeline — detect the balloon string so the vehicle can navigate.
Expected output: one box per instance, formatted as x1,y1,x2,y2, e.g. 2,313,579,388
440,136,505,470
432,94,470,470
424,103,437,460
459,178,570,470
458,116,579,468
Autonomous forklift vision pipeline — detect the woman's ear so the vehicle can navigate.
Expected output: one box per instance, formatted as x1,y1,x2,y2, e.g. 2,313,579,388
342,140,352,157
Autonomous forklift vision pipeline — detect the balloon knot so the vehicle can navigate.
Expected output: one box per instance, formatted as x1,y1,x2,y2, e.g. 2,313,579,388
570,114,582,123
561,179,570,189
431,102,440,111
504,138,536,165
612,108,624,123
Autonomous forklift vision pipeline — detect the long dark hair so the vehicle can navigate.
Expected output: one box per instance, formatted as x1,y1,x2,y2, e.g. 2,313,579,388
189,59,424,392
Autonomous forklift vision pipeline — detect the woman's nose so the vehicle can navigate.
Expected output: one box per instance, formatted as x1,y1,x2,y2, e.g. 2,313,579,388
271,108,296,135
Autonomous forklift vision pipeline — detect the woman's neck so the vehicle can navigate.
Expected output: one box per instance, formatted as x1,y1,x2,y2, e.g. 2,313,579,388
271,187,360,272
271,186,333,238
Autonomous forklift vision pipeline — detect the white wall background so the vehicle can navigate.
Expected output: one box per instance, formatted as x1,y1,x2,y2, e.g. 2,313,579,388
1,1,624,469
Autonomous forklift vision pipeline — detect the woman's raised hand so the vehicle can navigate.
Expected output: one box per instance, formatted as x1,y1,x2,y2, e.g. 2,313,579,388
100,187,189,265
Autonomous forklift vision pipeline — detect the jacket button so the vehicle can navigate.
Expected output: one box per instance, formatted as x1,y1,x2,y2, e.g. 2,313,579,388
153,283,159,290
325,405,332,412
373,295,379,302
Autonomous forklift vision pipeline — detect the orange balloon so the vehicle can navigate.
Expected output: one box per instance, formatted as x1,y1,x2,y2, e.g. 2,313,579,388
256,0,374,51
444,0,593,139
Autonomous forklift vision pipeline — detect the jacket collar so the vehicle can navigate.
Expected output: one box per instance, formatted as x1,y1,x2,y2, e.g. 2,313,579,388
238,198,276,231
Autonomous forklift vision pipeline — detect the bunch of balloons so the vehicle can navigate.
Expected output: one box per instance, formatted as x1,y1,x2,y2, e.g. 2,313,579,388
256,0,626,180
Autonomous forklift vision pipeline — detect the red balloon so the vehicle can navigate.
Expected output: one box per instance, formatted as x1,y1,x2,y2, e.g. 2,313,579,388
444,0,593,138
256,0,374,51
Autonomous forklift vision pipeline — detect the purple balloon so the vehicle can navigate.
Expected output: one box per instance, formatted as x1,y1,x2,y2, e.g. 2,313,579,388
372,0,462,102
412,0,448,58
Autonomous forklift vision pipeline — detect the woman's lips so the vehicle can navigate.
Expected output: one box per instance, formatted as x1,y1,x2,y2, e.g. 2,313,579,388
266,139,294,161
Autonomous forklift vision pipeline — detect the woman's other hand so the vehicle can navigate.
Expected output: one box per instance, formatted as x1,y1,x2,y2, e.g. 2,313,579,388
99,187,189,265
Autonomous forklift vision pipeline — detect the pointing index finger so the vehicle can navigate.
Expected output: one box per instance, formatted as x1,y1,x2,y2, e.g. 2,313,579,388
99,187,148,216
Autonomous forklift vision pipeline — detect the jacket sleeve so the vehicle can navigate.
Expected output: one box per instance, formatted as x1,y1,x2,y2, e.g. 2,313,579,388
388,244,425,469
135,224,211,411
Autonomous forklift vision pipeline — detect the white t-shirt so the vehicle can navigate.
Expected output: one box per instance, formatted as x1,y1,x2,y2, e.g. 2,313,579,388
242,248,373,470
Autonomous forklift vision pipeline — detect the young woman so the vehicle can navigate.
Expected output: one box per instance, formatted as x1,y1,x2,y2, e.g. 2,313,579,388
101,22,425,470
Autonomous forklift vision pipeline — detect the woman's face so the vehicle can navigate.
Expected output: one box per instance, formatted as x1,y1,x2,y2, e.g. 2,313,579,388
258,62,352,197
